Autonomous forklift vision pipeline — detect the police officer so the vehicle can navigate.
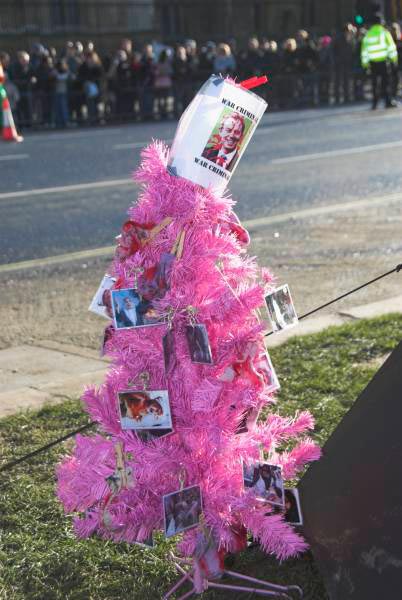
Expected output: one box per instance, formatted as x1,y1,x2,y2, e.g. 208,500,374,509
361,13,398,109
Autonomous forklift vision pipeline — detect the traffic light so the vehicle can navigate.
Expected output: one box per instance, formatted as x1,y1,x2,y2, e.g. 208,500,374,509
354,0,381,25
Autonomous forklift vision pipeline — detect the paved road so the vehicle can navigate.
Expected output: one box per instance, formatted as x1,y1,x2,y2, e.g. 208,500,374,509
1,104,402,265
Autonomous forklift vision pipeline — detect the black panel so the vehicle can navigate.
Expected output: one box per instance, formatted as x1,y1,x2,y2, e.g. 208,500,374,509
299,341,402,600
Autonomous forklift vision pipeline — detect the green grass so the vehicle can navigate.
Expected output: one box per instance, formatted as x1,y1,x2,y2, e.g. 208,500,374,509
1,314,401,600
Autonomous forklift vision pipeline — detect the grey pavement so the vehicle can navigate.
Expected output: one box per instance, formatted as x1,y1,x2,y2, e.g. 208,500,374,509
1,294,401,418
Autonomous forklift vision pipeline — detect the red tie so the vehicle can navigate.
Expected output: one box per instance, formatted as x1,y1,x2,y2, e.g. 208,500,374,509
216,156,227,167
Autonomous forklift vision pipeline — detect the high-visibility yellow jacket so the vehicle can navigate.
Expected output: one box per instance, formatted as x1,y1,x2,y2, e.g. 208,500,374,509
361,24,398,68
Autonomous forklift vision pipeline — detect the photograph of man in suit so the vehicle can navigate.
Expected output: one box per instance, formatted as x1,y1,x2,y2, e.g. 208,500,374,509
202,112,246,172
111,288,152,329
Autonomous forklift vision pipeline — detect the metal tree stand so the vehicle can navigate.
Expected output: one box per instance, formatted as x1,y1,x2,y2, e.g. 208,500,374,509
163,553,303,599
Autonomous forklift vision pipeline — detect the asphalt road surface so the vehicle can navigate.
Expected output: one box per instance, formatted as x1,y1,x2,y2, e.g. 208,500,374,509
1,102,402,351
1,103,402,265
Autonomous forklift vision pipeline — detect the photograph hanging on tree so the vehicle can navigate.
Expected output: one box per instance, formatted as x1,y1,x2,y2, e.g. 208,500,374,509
88,274,116,319
201,108,253,173
257,351,281,393
118,390,172,430
163,484,203,538
194,529,225,579
185,324,213,364
139,252,176,301
243,462,285,507
265,284,298,333
284,488,303,525
111,288,160,330
162,329,176,374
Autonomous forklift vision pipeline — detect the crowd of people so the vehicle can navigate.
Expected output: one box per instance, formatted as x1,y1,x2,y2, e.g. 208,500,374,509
1,23,401,130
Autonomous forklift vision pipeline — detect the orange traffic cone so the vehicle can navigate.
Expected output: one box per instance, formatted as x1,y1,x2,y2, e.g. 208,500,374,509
2,96,23,142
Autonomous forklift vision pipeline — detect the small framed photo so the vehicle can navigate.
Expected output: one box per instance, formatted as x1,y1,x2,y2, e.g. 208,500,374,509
88,274,116,319
185,324,213,365
162,330,177,375
265,284,298,333
111,288,161,330
284,488,303,526
118,390,172,430
243,462,285,507
163,484,203,538
256,352,280,394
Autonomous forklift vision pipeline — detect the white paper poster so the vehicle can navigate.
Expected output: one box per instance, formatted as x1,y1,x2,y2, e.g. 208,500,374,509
168,76,267,194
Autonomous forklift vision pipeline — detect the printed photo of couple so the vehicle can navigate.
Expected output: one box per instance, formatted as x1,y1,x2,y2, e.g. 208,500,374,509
163,485,202,538
118,389,172,430
111,287,160,330
243,462,285,507
88,274,116,319
201,108,253,173
265,284,298,333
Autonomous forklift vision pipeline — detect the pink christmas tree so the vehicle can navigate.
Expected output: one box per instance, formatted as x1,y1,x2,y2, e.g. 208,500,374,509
56,77,320,582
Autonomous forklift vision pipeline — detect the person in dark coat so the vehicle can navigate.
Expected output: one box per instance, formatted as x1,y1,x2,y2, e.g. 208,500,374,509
139,44,155,120
12,51,35,127
294,30,319,107
318,36,334,105
77,50,103,123
333,23,356,103
172,45,191,117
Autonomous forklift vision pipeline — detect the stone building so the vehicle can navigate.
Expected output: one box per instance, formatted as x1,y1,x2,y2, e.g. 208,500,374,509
1,0,401,52
155,0,402,43
0,0,155,53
